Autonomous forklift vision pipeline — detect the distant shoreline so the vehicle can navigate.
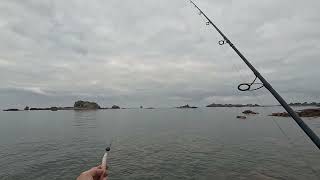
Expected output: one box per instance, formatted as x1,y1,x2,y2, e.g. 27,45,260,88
2,100,319,112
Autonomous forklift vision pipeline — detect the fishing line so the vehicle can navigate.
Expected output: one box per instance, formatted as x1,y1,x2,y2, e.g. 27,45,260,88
99,111,122,173
233,72,320,178
249,91,320,178
191,2,320,172
270,114,320,178
188,1,319,173
231,55,320,177
187,0,320,149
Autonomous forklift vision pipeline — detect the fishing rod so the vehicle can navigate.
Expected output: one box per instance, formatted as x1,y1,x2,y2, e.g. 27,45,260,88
188,0,320,149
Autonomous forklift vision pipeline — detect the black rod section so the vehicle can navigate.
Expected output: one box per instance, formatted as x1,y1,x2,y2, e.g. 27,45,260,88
189,0,320,149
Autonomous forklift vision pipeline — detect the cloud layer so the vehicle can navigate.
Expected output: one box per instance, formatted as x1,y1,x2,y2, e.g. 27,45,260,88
0,0,319,108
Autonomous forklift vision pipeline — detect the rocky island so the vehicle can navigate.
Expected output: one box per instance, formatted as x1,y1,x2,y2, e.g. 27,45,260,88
207,103,260,107
177,104,198,109
289,102,320,107
3,100,122,111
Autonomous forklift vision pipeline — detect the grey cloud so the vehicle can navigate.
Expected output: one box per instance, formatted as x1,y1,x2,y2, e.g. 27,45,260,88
0,0,319,109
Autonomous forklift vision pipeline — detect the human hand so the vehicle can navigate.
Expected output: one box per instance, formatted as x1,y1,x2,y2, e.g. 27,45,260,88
77,165,108,180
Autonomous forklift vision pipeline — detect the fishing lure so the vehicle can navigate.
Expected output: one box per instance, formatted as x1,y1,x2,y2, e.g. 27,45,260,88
102,143,111,169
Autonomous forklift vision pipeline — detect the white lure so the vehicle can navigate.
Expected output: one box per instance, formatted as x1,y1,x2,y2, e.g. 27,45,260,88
101,152,108,169
101,146,111,169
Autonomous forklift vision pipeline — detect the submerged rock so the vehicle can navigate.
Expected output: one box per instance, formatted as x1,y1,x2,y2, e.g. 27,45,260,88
237,116,247,119
50,107,58,111
111,105,120,109
242,110,259,115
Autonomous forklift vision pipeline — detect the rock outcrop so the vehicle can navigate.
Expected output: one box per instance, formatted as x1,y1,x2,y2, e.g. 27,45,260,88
271,108,320,117
74,101,101,110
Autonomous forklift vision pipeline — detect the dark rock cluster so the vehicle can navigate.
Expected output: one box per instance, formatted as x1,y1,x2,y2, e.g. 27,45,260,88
242,110,259,115
236,110,259,119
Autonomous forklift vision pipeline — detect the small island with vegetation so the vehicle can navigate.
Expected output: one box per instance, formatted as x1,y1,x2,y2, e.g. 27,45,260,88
74,101,101,110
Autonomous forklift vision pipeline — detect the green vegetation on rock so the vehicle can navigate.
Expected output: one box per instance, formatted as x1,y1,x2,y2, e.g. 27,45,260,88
74,101,101,110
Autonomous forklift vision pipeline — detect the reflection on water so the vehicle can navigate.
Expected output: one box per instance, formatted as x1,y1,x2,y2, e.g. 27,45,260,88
0,107,319,180
73,110,98,128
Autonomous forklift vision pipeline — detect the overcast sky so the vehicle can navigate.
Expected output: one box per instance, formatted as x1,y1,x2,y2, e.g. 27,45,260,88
0,0,319,108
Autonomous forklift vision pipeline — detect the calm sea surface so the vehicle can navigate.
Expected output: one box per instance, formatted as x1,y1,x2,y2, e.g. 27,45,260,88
0,107,319,180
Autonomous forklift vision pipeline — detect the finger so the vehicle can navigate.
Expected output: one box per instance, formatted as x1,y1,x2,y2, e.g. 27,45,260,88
97,165,102,169
98,171,106,180
87,168,104,177
99,174,108,180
